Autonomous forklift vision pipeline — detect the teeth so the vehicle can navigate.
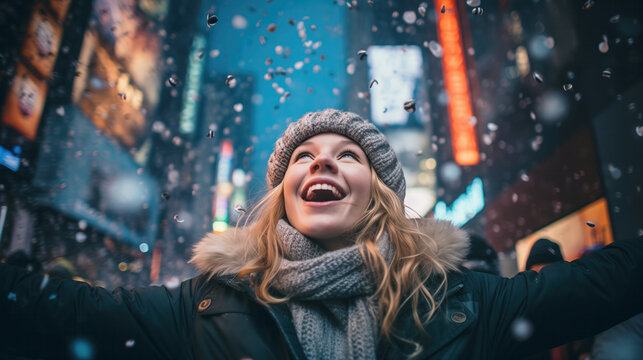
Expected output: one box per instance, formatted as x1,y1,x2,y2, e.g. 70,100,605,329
304,183,343,201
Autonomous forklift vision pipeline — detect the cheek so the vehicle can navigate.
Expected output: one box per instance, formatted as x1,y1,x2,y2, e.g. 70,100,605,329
350,170,372,208
282,169,301,207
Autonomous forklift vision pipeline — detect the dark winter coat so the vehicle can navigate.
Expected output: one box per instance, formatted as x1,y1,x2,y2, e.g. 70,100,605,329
1,219,642,360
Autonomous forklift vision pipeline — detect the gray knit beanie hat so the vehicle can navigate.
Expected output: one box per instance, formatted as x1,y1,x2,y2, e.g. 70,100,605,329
267,109,406,200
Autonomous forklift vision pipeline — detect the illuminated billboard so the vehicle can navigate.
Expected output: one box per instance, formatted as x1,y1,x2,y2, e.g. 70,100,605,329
20,2,63,78
1,62,48,140
72,31,146,148
515,198,613,271
91,0,162,108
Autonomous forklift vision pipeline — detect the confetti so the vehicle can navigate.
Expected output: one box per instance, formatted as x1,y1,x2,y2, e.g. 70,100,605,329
598,35,609,53
532,72,544,83
529,112,537,120
167,74,179,87
161,192,170,201
118,92,126,100
563,83,573,91
234,204,247,213
279,91,291,103
582,0,594,10
369,79,378,88
368,0,374,6
56,106,65,116
466,0,481,6
245,146,254,155
206,130,215,138
259,36,266,45
403,99,416,113
7,292,16,301
357,50,367,61
207,13,219,28
125,339,135,348
428,41,443,58
225,75,237,88
418,3,427,17
586,221,595,228
173,215,184,223
471,7,484,15
602,69,612,78
441,5,446,13
267,23,277,33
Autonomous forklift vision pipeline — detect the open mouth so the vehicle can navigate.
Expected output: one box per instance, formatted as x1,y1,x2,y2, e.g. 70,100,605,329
301,183,346,202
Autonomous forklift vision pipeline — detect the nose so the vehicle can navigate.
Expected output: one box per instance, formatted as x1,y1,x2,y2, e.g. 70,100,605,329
309,153,338,174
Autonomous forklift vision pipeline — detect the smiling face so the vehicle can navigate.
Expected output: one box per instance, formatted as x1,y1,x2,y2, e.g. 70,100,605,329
282,133,372,250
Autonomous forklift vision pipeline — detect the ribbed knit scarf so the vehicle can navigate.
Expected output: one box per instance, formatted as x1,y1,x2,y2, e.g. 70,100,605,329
272,219,393,360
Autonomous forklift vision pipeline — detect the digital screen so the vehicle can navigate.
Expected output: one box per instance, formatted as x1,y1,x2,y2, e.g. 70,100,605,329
0,145,20,172
1,62,48,140
367,45,424,126
20,2,63,78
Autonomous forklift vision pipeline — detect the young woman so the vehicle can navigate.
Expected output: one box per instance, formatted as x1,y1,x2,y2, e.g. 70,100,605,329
1,109,642,360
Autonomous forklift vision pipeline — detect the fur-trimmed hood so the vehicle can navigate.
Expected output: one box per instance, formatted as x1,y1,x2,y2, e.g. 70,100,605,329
190,218,470,278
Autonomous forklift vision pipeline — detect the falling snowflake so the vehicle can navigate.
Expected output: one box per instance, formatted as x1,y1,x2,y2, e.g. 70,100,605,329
511,317,533,341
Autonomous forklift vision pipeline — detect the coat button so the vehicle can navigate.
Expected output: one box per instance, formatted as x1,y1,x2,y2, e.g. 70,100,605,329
451,312,467,323
198,298,212,311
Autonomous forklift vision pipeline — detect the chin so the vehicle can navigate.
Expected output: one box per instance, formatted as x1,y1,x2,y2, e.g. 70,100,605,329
298,220,348,241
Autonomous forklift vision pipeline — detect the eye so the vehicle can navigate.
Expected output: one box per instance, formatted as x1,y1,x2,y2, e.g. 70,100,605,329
295,152,313,161
339,151,359,161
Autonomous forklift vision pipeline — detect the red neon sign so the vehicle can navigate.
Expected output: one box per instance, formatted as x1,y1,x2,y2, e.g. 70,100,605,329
434,0,480,165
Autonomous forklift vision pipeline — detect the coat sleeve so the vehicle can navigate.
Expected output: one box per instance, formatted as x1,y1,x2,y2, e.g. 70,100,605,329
473,237,643,359
0,263,196,360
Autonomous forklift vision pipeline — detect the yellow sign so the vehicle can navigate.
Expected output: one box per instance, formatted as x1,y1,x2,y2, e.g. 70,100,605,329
515,198,613,271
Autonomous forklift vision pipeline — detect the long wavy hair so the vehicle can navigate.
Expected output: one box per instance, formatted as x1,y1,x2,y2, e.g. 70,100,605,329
237,170,455,356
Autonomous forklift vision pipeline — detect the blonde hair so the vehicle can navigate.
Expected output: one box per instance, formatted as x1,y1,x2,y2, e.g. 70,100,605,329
238,171,454,356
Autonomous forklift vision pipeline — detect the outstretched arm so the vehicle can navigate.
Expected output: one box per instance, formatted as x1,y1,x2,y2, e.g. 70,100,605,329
0,263,195,360
475,237,643,359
